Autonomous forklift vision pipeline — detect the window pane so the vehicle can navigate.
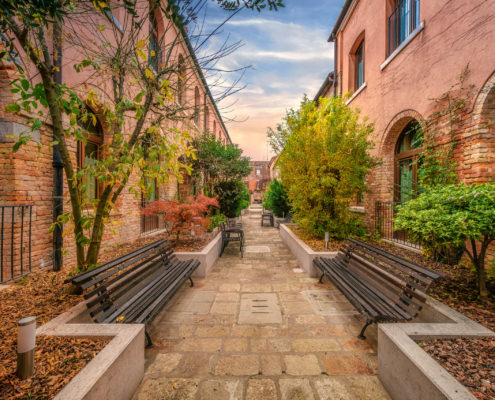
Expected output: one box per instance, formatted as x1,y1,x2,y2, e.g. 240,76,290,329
399,159,413,203
84,142,98,201
358,60,364,87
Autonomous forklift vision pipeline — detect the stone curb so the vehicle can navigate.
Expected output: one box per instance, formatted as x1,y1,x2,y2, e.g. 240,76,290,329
279,223,338,277
37,302,145,400
378,297,495,400
175,232,222,278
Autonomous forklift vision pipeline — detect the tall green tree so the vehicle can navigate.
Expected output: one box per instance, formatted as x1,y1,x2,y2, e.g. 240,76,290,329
276,96,377,238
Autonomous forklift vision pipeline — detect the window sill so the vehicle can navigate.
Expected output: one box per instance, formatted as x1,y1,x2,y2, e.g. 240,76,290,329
381,22,425,71
349,206,365,214
345,82,367,105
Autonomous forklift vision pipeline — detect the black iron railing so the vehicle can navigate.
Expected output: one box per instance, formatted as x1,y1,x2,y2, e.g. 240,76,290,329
388,0,420,56
375,201,421,250
0,205,33,283
141,201,160,235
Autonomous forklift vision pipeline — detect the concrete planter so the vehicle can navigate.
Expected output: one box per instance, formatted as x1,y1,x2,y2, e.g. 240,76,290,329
379,297,495,400
279,224,338,277
37,303,145,400
175,232,222,278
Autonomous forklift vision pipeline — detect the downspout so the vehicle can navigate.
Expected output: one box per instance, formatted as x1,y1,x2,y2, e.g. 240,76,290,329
203,92,207,132
52,21,63,271
329,32,338,97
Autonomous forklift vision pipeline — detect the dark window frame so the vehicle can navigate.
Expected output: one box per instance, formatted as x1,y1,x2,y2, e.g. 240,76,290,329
387,0,420,56
354,40,365,90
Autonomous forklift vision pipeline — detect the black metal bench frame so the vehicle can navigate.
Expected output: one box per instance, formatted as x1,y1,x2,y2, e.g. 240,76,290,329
65,239,200,347
314,238,442,339
261,207,274,227
219,222,244,257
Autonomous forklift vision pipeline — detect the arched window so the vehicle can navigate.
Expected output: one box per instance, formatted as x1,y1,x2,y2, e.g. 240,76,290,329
194,87,200,123
204,105,209,132
149,10,161,70
177,55,185,105
77,107,103,201
395,120,422,203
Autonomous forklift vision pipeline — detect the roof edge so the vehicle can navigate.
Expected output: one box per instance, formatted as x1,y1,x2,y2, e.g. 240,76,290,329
328,0,354,42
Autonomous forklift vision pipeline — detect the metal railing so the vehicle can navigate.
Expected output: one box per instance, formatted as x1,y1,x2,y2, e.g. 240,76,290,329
375,201,421,250
0,205,33,283
388,0,420,56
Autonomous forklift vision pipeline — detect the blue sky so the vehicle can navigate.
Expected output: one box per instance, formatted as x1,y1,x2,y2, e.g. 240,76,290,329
197,0,345,160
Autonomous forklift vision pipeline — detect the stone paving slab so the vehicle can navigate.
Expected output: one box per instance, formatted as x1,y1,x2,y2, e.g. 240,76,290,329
133,215,390,400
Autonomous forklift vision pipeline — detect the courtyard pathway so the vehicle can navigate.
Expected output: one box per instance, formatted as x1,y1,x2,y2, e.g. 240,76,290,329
133,206,391,400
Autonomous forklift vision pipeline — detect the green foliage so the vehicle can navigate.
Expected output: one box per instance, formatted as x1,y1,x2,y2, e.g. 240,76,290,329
208,213,227,230
275,96,377,239
190,132,251,195
263,179,290,217
214,180,249,218
395,183,495,297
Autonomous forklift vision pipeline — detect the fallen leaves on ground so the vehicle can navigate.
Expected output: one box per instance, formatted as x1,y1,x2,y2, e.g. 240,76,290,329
0,266,109,399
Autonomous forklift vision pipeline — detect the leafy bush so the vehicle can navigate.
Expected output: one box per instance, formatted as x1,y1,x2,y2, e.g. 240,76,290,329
395,183,495,298
143,195,219,245
275,96,377,239
263,179,290,217
214,180,249,218
208,213,227,231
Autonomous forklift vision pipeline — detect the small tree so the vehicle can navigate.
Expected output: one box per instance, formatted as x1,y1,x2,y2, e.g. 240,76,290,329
190,132,251,195
395,183,495,298
263,179,290,217
143,195,219,245
275,96,377,238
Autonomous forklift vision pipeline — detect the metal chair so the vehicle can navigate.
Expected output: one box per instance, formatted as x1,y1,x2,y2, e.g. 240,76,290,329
261,207,274,227
220,222,244,257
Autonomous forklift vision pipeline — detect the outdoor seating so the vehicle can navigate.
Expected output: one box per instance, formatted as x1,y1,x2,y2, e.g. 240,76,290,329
220,221,244,257
314,238,442,339
261,207,274,227
227,217,243,229
65,239,200,347
275,211,293,229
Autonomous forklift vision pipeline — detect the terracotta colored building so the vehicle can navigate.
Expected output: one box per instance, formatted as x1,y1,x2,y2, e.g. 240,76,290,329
0,5,231,280
316,0,495,235
245,160,272,202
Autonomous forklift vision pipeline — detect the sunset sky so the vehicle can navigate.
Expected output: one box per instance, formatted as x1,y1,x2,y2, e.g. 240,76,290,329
199,0,344,160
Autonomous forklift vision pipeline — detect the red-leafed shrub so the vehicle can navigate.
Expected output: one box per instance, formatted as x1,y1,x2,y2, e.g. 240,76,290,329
143,195,219,245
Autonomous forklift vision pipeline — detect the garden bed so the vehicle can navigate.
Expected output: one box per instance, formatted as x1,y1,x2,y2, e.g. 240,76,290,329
0,266,109,400
286,225,343,251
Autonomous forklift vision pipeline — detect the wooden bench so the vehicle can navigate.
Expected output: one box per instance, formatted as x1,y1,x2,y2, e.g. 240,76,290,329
314,238,442,339
65,239,200,347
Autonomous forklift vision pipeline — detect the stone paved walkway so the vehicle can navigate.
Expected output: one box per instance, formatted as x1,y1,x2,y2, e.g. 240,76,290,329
133,206,391,400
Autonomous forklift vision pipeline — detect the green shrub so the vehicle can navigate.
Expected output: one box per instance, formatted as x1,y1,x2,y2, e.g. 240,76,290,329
214,180,249,218
263,179,290,217
395,183,495,298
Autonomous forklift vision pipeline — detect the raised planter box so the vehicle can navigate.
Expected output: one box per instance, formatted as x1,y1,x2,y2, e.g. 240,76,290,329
279,223,338,277
37,302,145,400
379,297,494,400
175,232,222,278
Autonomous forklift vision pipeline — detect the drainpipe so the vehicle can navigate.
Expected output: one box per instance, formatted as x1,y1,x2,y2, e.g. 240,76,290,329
329,32,338,97
52,21,63,271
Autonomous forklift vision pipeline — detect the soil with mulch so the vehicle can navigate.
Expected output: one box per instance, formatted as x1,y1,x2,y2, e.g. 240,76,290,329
97,231,216,265
287,225,343,251
0,267,110,399
421,338,495,400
